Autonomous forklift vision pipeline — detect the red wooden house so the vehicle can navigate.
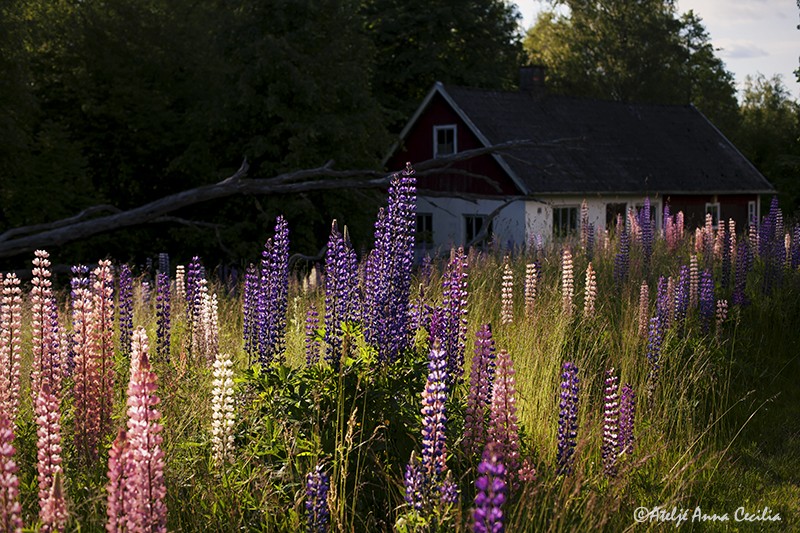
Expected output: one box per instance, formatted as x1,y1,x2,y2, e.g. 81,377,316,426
384,67,774,252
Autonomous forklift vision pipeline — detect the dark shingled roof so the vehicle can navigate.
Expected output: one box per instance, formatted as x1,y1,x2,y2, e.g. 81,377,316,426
439,83,774,195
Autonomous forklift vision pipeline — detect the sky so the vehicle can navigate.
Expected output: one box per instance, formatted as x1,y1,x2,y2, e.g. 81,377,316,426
515,0,800,100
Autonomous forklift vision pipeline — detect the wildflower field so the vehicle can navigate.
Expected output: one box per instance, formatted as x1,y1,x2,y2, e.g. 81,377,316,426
1,167,799,532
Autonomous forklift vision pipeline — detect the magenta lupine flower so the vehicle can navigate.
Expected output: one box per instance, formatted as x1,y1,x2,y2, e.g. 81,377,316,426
243,263,259,362
305,303,321,366
118,264,134,358
439,248,469,385
305,464,330,533
420,344,449,487
106,429,128,533
557,361,579,475
472,442,506,533
500,259,513,326
699,270,715,334
463,324,496,455
124,328,167,533
619,384,636,456
324,221,360,368
488,349,520,488
602,369,620,477
613,227,630,287
0,274,22,421
35,382,66,533
258,216,290,366
0,414,22,533
155,272,171,362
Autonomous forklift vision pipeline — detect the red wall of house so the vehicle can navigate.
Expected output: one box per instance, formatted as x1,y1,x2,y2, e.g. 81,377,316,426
386,93,521,196
665,194,757,229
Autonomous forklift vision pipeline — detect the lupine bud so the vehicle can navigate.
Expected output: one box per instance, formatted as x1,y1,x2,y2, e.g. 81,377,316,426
305,304,321,366
613,227,630,287
645,315,664,406
439,248,469,385
155,272,171,361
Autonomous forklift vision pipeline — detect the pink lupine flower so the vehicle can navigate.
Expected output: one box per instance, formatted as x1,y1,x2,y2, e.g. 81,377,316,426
561,249,574,316
0,274,22,421
106,429,128,533
72,268,101,462
93,261,117,443
689,254,699,309
0,414,23,533
31,250,60,401
637,281,649,338
35,382,66,533
524,263,538,319
583,262,596,319
488,350,520,490
464,324,496,454
602,369,620,477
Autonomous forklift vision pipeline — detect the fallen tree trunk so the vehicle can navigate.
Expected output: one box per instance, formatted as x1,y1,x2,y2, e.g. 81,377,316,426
0,138,572,259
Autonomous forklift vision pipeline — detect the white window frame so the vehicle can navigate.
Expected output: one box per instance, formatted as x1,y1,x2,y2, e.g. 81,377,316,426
433,125,457,158
705,202,721,229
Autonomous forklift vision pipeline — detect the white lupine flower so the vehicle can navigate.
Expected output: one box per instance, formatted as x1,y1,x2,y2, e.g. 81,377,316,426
211,353,235,465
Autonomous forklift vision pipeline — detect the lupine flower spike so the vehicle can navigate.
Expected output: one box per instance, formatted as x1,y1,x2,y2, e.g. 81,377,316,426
488,349,520,489
500,258,514,326
602,369,620,477
561,249,574,316
93,260,116,442
211,353,236,465
524,263,538,318
637,281,649,338
619,384,636,457
118,264,134,358
463,324,496,454
35,381,66,533
0,414,23,533
0,274,22,421
305,464,330,533
557,362,579,475
472,442,506,533
583,262,596,319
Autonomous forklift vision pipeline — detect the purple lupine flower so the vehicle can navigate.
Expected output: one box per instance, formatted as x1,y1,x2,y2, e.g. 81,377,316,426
639,197,653,269
758,197,778,258
258,217,290,366
488,349,521,489
404,452,426,512
602,369,620,477
118,264,134,358
420,344,449,487
732,240,751,307
186,256,204,310
721,223,732,288
363,165,417,363
305,464,330,533
242,263,259,362
472,442,506,533
699,270,715,334
324,221,360,368
655,276,671,331
673,266,689,331
155,272,171,362
645,315,664,406
439,471,459,507
439,248,468,385
557,362,579,475
613,226,630,287
0,413,22,533
305,303,321,366
619,384,636,456
463,324,496,454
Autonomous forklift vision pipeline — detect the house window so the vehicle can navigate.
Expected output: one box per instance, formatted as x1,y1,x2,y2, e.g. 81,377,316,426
416,213,433,246
434,125,457,158
748,200,757,226
465,215,490,245
606,203,627,229
553,206,578,238
705,202,721,228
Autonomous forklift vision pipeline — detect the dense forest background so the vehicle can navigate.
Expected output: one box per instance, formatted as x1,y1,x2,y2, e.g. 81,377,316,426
0,0,798,268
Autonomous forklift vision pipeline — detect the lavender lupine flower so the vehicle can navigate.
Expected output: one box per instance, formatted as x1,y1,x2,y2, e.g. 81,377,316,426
613,226,630,287
699,270,715,334
155,272,171,362
439,470,459,507
243,264,259,362
602,369,620,477
404,452,426,512
186,256,204,312
305,464,330,533
637,281,649,338
619,384,636,456
211,353,235,465
305,303,321,366
420,344,449,487
106,429,128,533
732,240,751,306
324,221,360,368
118,264,134,358
364,166,417,364
35,382,66,533
557,362,579,475
0,414,22,533
67,265,91,376
258,216,290,366
463,325,496,454
689,255,699,309
524,263,538,319
500,258,514,326
673,266,690,331
645,315,665,406
583,262,597,319
639,198,653,269
561,249,574,316
439,248,469,385
125,328,167,533
472,442,506,533
0,274,22,421
488,350,520,489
